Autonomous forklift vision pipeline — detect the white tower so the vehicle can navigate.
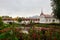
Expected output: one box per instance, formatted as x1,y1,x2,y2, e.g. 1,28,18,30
39,9,46,23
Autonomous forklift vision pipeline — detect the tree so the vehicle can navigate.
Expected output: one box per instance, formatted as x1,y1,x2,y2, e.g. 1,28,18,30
30,20,33,28
0,17,3,26
18,18,22,23
51,0,60,20
0,17,3,29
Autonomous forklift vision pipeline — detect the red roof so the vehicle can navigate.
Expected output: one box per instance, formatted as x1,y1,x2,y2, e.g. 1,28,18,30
22,18,40,21
2,18,13,21
40,13,53,18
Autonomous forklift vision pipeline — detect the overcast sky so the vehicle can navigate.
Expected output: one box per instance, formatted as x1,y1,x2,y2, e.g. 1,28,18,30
0,0,52,17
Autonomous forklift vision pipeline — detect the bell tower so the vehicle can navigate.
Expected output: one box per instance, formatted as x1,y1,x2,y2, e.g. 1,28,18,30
40,9,44,16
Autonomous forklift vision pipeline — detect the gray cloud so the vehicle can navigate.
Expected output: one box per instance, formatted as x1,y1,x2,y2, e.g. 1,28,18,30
0,0,52,17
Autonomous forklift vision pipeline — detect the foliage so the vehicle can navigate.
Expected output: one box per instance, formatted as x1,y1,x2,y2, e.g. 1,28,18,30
0,23,11,30
51,0,60,20
0,30,19,40
0,27,60,40
0,17,4,30
17,18,22,23
0,17,3,27
0,17,3,22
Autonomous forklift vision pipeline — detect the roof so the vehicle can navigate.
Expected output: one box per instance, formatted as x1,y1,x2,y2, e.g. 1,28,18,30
40,13,53,18
44,14,53,18
22,18,40,21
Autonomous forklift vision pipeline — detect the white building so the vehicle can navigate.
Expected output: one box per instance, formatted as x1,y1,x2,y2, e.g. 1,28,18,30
39,11,59,23
21,18,40,24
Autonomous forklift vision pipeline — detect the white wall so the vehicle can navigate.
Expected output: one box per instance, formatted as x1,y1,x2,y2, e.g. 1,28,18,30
39,15,46,23
39,15,60,23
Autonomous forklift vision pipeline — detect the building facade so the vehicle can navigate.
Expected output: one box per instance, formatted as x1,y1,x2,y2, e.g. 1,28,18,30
2,12,60,24
39,11,59,23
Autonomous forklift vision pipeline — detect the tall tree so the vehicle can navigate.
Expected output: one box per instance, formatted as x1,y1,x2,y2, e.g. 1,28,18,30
51,0,60,20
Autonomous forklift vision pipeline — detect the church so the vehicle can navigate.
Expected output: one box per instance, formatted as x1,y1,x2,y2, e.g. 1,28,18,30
39,10,59,23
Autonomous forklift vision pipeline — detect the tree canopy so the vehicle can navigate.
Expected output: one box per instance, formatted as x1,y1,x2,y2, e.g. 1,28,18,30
17,18,22,23
51,0,60,20
0,17,3,27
